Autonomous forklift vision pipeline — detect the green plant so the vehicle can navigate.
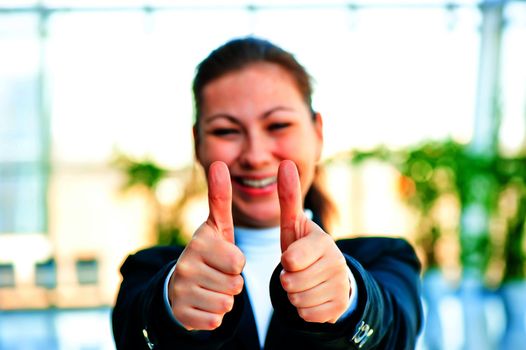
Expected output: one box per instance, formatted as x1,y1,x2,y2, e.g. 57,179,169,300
112,153,204,246
113,154,167,190
339,140,526,282
497,165,526,281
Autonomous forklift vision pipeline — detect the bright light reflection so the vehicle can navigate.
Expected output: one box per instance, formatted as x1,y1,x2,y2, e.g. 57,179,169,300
44,5,484,169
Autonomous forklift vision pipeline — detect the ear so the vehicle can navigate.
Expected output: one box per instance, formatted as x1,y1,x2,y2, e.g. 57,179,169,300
313,112,324,161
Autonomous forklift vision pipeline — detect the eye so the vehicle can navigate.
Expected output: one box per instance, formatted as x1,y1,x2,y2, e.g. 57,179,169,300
210,128,240,136
268,122,291,131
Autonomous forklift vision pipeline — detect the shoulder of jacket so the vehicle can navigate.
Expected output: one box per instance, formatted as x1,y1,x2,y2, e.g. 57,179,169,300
120,245,185,273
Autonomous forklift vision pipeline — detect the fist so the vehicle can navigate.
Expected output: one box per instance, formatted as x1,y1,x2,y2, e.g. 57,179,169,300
278,160,351,323
168,161,245,330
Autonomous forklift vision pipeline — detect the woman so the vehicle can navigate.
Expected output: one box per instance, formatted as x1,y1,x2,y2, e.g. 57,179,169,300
112,37,422,350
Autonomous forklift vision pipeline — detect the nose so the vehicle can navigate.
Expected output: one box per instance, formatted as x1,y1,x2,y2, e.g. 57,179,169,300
238,132,273,169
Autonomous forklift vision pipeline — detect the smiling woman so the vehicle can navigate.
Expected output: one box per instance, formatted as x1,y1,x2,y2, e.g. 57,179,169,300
1,2,524,349
112,37,423,350
195,62,323,228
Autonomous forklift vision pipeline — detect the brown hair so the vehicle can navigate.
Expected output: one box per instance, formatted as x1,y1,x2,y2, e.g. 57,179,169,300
192,37,337,230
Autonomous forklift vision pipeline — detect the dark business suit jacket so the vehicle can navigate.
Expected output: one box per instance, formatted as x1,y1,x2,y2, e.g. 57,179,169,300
112,237,422,349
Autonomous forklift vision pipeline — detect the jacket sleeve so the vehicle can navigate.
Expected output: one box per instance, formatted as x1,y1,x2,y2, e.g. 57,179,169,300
269,237,423,349
111,247,245,350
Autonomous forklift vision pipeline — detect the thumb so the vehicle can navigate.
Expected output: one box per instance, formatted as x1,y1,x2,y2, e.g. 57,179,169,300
278,160,305,252
207,161,234,243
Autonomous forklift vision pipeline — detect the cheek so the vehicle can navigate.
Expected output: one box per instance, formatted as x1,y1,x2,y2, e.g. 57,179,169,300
198,139,239,167
275,136,318,193
274,134,302,158
275,127,320,162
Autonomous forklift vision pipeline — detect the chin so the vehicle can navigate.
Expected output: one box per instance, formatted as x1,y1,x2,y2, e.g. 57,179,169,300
233,206,280,228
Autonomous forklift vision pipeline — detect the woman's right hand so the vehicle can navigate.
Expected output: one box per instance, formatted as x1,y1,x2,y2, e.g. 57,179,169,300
168,161,245,331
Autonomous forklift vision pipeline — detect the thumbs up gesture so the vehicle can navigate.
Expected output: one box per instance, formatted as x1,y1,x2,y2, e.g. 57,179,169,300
168,161,245,330
278,160,351,324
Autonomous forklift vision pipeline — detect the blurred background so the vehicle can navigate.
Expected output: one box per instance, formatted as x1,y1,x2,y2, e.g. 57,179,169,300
0,0,525,349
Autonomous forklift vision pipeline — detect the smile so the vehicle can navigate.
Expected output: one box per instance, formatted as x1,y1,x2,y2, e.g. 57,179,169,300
236,176,277,188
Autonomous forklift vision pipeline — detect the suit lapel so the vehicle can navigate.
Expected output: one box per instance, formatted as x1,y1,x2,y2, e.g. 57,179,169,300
236,287,261,350
263,311,277,349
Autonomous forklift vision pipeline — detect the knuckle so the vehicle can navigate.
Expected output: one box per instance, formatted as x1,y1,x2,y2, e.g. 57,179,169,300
281,252,299,271
288,292,300,306
221,295,234,313
228,250,245,273
171,283,185,299
174,261,192,278
209,191,226,204
280,274,293,292
172,308,193,330
297,308,314,322
230,275,244,294
187,236,206,253
207,314,223,330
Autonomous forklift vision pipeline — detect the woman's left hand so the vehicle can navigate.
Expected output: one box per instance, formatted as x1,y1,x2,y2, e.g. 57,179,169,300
277,160,351,324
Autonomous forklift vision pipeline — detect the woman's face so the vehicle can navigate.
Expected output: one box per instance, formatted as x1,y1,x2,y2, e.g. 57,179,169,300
195,62,323,228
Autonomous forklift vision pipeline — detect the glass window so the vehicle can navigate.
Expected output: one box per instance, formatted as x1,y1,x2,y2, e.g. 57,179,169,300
499,2,526,154
0,13,45,233
0,0,38,6
251,5,481,154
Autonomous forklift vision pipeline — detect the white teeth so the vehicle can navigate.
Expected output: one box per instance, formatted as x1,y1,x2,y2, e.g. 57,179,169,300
240,176,277,188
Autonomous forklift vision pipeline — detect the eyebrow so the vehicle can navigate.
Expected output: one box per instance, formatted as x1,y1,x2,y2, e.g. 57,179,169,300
203,106,295,124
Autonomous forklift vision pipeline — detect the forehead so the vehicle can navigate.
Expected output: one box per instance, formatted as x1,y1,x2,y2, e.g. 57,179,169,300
200,62,306,114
